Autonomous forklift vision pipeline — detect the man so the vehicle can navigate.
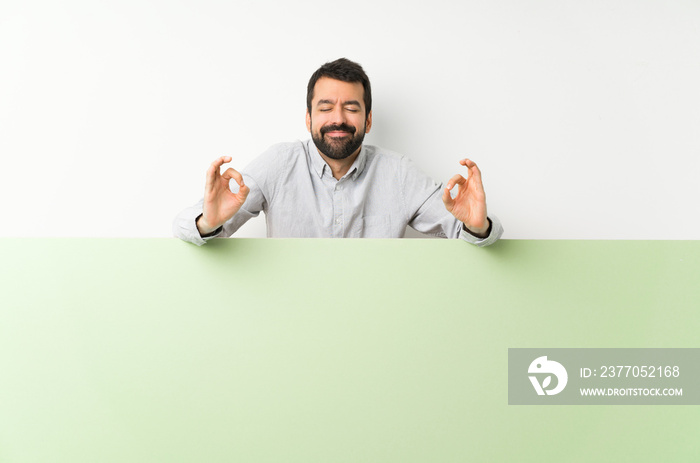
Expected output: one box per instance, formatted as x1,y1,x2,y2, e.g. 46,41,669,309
173,58,503,245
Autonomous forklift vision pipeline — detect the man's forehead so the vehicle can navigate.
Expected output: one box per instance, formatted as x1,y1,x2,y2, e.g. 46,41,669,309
312,78,364,104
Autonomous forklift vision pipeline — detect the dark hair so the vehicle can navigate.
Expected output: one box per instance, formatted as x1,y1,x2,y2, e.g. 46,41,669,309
306,58,372,117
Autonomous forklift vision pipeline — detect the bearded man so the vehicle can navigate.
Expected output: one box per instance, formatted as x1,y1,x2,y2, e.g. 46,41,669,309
174,58,503,245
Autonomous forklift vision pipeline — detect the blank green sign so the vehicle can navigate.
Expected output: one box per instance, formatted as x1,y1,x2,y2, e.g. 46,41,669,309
1,239,699,462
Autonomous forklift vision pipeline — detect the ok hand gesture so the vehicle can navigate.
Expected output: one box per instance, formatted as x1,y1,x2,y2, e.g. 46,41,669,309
442,159,490,237
196,156,250,235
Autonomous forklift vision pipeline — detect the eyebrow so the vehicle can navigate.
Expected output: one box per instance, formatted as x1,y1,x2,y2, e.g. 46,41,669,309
316,99,362,107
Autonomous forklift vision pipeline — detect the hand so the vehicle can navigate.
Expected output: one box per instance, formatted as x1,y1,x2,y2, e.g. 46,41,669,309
197,156,250,234
442,158,489,236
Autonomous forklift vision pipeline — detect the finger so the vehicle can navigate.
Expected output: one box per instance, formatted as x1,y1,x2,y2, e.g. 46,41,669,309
209,156,232,172
459,158,476,168
237,184,250,201
468,163,484,189
445,174,466,191
441,186,454,210
205,156,231,187
221,167,245,186
460,159,483,188
205,163,219,192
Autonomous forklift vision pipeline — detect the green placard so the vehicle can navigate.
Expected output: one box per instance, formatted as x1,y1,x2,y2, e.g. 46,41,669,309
1,239,699,462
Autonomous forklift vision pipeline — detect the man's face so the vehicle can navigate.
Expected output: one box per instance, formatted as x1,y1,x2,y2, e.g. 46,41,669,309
306,77,372,160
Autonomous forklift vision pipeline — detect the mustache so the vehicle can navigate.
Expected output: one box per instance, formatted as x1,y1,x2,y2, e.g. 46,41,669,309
320,124,356,135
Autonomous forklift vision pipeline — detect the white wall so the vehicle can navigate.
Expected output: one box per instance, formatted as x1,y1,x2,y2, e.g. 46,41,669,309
2,0,698,238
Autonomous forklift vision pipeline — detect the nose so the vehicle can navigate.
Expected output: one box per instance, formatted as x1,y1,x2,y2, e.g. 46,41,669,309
329,106,347,124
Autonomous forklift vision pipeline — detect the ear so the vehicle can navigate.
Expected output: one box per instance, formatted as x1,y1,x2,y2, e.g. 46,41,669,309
365,110,372,134
305,109,311,133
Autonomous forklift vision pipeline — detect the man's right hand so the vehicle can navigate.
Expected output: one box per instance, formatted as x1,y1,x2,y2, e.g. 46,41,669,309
196,156,250,235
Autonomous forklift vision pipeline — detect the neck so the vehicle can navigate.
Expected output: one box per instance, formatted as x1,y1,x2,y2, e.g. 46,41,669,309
318,147,361,180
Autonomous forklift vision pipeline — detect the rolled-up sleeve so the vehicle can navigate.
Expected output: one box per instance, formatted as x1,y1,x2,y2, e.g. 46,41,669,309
459,215,504,247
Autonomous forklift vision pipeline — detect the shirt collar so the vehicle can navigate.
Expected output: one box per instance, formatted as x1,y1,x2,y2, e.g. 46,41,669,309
307,139,368,181
307,139,328,178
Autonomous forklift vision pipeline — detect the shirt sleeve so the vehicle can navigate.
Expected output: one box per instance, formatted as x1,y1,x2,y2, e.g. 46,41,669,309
459,215,504,247
171,200,222,246
172,144,289,245
171,173,265,246
401,156,503,246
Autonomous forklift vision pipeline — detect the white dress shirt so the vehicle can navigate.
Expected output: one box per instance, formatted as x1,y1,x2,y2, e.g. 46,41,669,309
173,140,503,246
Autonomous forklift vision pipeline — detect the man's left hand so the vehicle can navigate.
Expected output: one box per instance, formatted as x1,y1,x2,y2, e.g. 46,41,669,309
442,158,490,237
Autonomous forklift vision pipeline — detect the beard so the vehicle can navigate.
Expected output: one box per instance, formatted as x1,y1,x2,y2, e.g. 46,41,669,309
311,122,366,160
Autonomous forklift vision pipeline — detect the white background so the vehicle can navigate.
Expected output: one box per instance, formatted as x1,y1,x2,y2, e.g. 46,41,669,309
2,0,698,239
